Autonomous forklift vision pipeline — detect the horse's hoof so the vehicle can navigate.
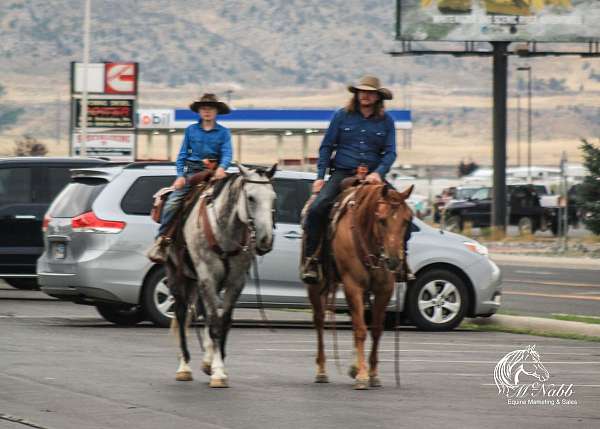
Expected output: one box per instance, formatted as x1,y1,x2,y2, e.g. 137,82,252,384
175,371,193,382
347,365,358,379
315,374,329,383
209,378,229,388
369,376,382,388
353,378,369,390
202,363,212,376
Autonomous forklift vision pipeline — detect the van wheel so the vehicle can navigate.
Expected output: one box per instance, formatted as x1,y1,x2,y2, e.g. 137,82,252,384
95,303,145,326
142,267,174,328
5,278,39,290
407,269,469,331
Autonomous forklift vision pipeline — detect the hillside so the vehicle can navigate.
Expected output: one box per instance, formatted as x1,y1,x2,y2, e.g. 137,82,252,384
0,0,599,166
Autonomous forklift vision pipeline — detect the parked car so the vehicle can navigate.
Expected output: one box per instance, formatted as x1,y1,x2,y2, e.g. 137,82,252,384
443,184,552,234
0,157,109,289
38,163,502,331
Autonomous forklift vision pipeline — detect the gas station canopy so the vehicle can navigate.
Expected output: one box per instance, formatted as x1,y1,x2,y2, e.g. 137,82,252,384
137,108,412,133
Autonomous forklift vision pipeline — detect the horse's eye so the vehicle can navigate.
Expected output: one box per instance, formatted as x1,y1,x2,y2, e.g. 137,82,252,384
248,196,255,203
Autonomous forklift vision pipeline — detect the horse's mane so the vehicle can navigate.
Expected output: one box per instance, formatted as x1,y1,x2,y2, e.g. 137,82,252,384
494,349,528,393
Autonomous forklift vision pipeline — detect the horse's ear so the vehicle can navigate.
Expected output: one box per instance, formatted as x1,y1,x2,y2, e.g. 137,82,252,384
266,163,278,179
236,163,250,177
381,184,390,197
399,184,414,200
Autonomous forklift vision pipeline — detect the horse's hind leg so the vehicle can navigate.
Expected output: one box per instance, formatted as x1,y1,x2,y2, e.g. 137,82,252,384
368,283,394,388
342,276,369,390
308,283,328,383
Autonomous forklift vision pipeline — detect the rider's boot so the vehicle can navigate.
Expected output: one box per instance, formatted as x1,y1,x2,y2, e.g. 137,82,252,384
301,257,320,285
147,235,172,264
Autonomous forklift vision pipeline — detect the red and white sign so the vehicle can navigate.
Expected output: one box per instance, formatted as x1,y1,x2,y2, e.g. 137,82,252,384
72,133,135,161
105,63,137,95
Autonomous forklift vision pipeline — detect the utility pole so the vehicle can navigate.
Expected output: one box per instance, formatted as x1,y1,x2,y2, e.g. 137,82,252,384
80,0,91,157
492,41,509,234
516,93,521,166
517,66,532,182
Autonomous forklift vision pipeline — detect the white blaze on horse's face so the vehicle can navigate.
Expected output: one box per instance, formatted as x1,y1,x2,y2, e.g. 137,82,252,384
237,164,277,255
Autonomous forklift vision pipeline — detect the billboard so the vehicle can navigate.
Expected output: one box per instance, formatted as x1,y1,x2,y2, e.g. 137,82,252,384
75,99,134,128
397,0,600,42
72,133,135,161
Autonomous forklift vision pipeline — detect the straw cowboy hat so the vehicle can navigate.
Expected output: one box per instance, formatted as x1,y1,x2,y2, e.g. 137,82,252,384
189,93,231,114
348,75,393,100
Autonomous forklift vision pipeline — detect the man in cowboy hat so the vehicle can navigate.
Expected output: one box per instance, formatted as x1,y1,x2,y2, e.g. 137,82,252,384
147,93,233,263
301,75,397,284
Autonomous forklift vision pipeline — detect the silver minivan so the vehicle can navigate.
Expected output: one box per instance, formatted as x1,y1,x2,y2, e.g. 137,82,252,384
38,163,502,330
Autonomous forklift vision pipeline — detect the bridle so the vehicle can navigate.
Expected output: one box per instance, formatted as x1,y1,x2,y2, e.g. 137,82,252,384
200,175,275,259
348,189,412,277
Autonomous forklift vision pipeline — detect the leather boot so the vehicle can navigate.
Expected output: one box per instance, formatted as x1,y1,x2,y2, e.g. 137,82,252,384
300,257,320,285
147,235,172,263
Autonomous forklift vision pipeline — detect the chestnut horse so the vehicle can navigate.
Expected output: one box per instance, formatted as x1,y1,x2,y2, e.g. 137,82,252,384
307,183,413,389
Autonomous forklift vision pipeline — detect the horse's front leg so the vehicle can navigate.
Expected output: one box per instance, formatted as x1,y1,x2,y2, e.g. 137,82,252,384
199,280,228,388
307,282,328,383
171,275,194,382
368,279,394,388
342,276,369,390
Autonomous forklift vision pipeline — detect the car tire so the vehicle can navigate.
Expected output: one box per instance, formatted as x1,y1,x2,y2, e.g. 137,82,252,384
4,278,39,290
142,267,175,328
518,217,534,235
445,215,462,232
95,303,145,326
407,269,469,331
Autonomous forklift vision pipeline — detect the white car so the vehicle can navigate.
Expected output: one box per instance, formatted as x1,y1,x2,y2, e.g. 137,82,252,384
39,164,502,331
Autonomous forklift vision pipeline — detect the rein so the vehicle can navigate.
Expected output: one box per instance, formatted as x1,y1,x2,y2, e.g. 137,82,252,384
348,194,406,274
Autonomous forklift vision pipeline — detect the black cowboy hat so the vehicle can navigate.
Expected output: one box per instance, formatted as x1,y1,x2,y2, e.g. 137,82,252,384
189,93,231,114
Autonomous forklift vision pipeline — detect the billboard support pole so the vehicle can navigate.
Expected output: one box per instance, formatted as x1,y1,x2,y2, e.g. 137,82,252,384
492,41,509,234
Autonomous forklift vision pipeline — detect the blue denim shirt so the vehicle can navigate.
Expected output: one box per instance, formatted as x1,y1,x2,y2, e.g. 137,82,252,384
176,122,233,177
316,109,397,179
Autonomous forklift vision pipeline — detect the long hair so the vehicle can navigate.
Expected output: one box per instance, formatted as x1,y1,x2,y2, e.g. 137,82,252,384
344,93,385,118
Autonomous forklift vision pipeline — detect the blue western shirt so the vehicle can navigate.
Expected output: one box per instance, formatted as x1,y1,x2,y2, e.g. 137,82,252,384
175,122,233,177
316,109,397,179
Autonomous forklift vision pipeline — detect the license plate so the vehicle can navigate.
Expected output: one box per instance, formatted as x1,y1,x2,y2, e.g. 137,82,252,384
54,243,66,259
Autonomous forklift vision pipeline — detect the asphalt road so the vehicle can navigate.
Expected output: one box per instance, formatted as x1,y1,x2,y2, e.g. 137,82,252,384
495,262,600,318
1,292,600,428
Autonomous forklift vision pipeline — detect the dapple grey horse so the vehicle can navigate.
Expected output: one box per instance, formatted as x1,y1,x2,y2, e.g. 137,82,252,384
165,163,277,387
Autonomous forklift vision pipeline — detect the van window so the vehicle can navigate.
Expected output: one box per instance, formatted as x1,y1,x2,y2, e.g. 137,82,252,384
121,176,176,215
0,167,32,206
272,179,303,224
48,178,107,218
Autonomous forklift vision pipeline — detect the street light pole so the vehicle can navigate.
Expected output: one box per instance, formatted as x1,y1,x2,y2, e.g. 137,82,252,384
518,66,532,182
516,93,521,167
80,0,91,157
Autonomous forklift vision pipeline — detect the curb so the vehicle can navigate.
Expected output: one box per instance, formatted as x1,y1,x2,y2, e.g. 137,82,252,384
468,314,600,339
490,253,600,270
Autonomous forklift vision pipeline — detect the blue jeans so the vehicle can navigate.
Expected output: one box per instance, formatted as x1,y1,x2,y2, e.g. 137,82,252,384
303,170,354,257
157,182,191,237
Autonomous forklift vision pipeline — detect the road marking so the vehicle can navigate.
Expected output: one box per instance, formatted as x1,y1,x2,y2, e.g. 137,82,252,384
504,279,600,289
503,291,600,301
254,348,595,356
514,270,554,275
244,340,600,349
481,383,600,388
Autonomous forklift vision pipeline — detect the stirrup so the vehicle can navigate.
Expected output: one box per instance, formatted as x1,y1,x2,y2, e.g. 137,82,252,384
301,257,321,284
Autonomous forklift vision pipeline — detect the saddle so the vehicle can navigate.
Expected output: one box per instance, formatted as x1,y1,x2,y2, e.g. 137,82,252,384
150,169,215,232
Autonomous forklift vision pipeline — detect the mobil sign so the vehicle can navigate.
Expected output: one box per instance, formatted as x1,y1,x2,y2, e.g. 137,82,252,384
137,109,173,129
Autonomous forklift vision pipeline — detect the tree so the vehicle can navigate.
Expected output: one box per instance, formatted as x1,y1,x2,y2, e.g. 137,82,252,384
14,135,48,157
577,139,600,235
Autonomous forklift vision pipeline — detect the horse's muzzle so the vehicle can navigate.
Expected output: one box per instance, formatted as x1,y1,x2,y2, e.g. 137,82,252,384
255,236,274,256
386,257,401,272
